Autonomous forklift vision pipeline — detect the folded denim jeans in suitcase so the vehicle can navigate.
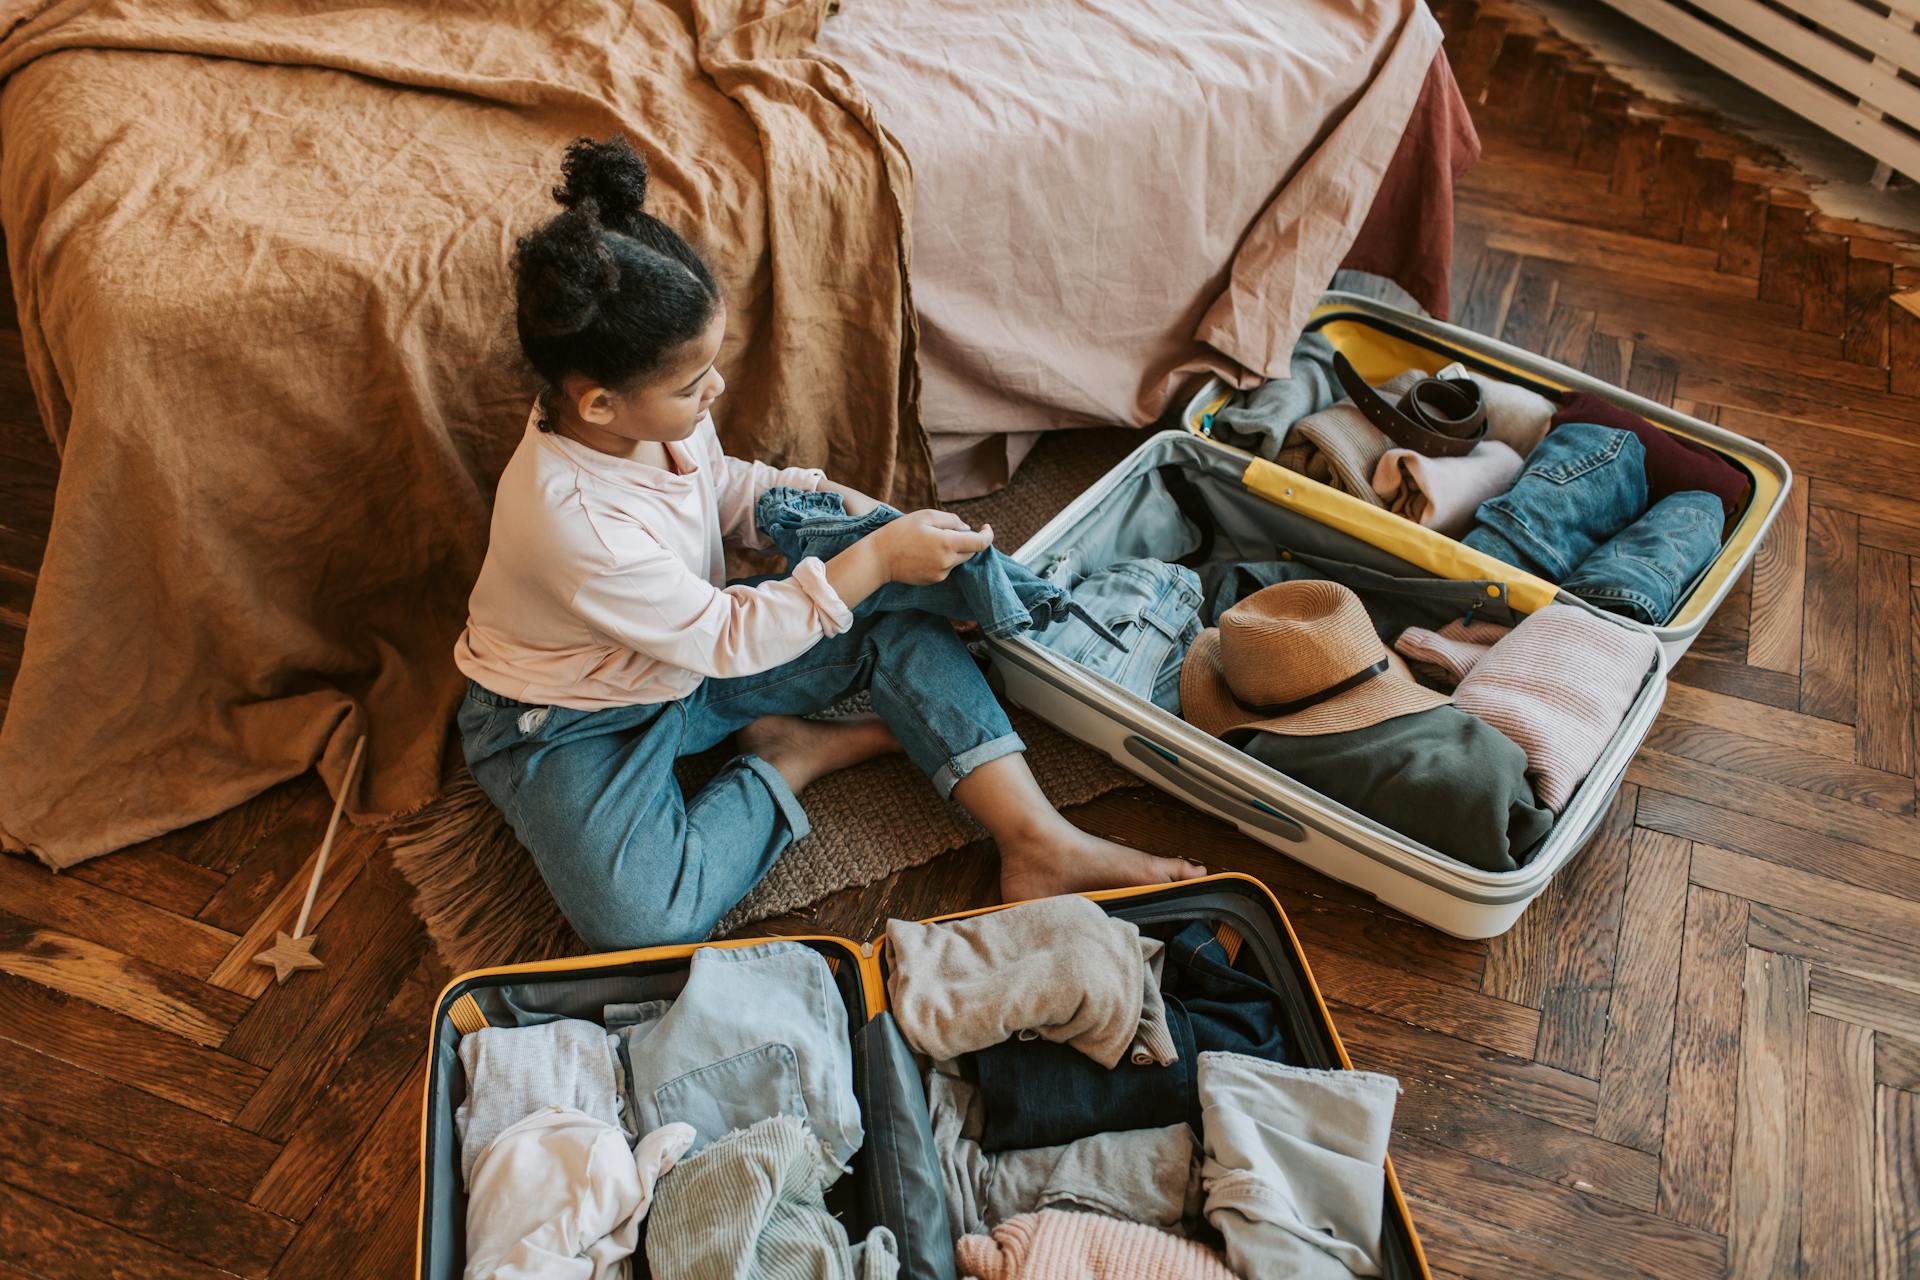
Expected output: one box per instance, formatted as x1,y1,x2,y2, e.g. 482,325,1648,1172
757,488,1124,649
1462,422,1648,580
1559,490,1723,625
1034,557,1202,713
617,942,864,1174
969,922,1290,1152
1198,1052,1399,1280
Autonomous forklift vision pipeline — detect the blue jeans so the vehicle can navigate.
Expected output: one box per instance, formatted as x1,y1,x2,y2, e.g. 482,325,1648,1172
458,609,1024,950
1034,558,1202,713
757,487,1123,649
614,942,863,1172
1561,490,1723,624
1462,422,1648,580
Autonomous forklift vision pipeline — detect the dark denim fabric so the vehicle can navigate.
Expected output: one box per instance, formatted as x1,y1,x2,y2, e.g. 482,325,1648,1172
1462,422,1648,580
757,488,1121,648
968,921,1292,1152
1201,550,1518,643
1560,490,1723,625
1035,558,1202,712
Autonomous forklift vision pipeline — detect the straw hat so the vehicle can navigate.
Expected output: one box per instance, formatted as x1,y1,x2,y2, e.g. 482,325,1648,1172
1180,580,1449,738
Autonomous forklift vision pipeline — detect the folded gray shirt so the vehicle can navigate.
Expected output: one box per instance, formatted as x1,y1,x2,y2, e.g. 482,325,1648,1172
453,1018,626,1188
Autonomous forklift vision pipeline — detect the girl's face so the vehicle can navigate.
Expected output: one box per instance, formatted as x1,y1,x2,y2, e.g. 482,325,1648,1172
568,306,728,448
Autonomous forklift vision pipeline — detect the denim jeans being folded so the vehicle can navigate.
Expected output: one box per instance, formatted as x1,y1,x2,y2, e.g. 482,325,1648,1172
1560,490,1723,624
1462,422,1648,580
757,488,1123,649
618,941,863,1176
1035,558,1202,712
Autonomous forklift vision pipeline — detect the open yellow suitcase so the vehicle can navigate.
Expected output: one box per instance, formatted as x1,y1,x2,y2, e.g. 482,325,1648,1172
415,872,1432,1278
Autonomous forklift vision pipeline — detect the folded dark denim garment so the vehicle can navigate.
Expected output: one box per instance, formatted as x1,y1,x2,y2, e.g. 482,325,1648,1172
757,488,1123,649
969,921,1291,1152
1560,490,1724,625
1462,422,1648,581
1201,549,1517,644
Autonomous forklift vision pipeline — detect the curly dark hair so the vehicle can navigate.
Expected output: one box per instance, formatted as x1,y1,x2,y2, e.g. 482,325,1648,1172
514,135,721,424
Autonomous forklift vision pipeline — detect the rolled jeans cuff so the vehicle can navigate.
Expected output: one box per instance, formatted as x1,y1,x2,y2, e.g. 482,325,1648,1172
931,732,1026,800
737,753,812,843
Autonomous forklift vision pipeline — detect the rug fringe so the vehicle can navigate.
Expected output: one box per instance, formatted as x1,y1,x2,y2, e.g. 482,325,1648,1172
383,776,581,974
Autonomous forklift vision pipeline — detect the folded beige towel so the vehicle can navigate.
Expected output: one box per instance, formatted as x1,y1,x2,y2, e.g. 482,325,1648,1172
1451,604,1657,812
1371,439,1524,537
887,897,1146,1068
956,1210,1237,1280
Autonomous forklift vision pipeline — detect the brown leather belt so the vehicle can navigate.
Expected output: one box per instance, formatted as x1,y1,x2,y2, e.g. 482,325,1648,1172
1332,352,1487,458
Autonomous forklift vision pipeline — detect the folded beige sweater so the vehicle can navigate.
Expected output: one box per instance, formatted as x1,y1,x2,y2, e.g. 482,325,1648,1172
887,896,1151,1068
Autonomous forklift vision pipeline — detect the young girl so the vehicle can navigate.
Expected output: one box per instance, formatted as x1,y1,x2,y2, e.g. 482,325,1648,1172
455,136,1201,949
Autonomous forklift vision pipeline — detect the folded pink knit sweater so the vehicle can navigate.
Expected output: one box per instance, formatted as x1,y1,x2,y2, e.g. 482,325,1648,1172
955,1210,1236,1280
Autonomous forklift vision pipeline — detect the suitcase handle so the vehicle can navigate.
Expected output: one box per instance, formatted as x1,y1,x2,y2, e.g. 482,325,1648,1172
1123,736,1307,843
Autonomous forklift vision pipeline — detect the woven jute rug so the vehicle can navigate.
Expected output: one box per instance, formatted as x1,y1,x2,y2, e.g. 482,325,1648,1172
387,428,1148,974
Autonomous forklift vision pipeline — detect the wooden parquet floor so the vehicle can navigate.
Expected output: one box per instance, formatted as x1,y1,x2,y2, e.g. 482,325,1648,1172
3,1,1919,1275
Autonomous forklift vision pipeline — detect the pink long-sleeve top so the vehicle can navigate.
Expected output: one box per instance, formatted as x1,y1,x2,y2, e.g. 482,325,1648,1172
453,407,850,709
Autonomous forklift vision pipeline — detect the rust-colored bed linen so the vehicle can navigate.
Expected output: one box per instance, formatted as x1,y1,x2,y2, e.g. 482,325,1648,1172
0,0,928,868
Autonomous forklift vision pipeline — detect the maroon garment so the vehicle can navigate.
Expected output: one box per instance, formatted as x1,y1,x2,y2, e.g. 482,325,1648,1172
1341,53,1482,321
1550,393,1750,519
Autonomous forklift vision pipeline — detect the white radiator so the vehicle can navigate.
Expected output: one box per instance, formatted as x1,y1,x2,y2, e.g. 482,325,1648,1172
1597,0,1920,182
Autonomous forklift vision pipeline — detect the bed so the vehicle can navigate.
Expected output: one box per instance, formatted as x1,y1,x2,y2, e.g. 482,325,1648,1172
0,0,1473,868
821,0,1477,496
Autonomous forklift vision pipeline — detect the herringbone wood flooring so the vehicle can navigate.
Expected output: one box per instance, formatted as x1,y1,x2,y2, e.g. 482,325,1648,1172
3,2,1919,1275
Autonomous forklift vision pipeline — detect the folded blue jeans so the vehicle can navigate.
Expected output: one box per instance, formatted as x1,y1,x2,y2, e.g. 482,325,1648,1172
458,607,1022,950
756,488,1123,649
616,942,863,1173
1034,558,1202,713
1462,422,1648,580
969,921,1291,1152
1560,490,1723,624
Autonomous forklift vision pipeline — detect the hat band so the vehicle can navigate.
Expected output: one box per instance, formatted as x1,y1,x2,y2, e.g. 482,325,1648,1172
1242,657,1390,718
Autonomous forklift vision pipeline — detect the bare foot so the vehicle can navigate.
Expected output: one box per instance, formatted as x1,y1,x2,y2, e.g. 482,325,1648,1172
738,714,900,793
998,819,1206,904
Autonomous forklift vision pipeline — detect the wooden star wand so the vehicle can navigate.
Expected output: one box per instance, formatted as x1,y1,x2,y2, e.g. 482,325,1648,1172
255,733,366,984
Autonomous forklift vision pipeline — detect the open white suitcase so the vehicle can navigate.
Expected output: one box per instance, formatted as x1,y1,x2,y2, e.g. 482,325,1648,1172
985,292,1791,939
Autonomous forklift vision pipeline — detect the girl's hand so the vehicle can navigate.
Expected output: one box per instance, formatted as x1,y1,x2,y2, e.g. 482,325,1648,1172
869,510,994,585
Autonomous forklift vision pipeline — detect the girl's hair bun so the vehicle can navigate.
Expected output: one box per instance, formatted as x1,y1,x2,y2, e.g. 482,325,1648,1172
553,135,650,233
515,203,620,338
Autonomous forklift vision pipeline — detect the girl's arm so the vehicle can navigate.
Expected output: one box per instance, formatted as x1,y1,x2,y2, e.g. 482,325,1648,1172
573,516,992,679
